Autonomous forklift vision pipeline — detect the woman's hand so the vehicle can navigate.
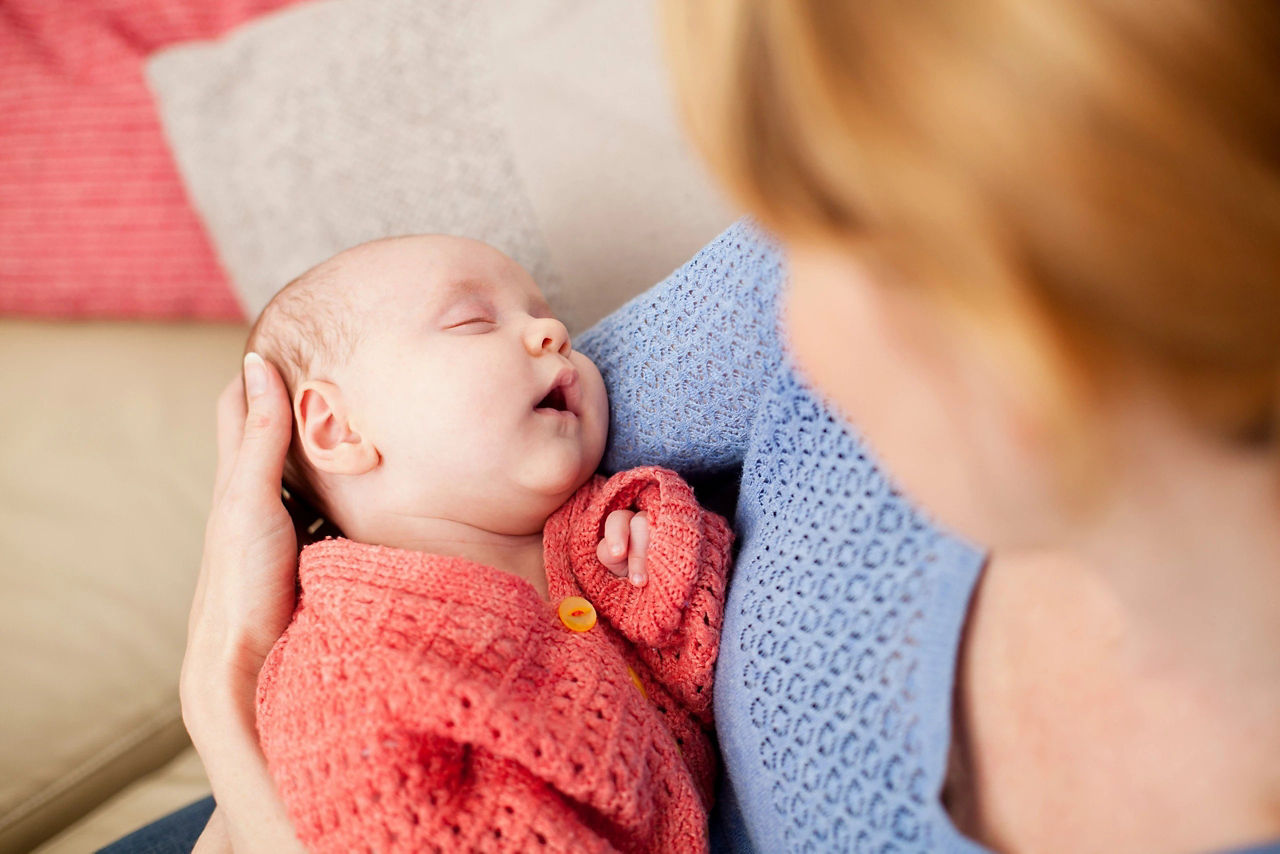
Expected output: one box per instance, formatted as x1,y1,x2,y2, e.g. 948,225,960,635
180,353,307,854
597,509,650,586
182,353,297,716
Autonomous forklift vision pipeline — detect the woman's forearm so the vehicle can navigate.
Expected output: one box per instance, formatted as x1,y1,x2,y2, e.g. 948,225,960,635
192,807,230,854
184,675,306,854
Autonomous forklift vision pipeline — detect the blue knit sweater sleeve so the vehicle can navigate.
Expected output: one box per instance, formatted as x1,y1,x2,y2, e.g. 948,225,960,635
575,219,787,474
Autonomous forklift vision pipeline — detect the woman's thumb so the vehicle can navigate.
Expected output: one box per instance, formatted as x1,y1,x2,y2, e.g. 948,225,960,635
237,352,292,492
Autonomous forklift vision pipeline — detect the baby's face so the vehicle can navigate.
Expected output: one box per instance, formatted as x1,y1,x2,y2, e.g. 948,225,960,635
330,235,608,533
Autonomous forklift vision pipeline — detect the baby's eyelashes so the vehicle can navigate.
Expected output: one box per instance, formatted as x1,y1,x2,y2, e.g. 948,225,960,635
444,317,496,332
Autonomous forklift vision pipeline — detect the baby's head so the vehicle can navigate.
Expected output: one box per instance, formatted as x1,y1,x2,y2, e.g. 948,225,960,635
246,235,609,547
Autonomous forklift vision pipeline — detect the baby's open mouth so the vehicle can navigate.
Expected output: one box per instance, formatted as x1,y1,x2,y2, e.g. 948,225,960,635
536,385,569,412
534,368,580,416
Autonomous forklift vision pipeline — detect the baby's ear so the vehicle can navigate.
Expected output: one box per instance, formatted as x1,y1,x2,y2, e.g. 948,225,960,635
294,380,380,475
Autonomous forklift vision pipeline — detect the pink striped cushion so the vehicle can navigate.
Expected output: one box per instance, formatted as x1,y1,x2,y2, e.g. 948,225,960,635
0,0,308,320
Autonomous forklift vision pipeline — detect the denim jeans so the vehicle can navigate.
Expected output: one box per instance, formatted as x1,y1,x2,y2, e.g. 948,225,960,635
95,791,1280,854
96,796,214,854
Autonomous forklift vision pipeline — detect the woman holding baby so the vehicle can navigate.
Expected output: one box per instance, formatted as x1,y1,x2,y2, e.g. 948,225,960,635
110,1,1280,852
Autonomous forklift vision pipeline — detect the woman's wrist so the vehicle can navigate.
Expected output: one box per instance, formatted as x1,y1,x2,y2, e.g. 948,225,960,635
181,663,306,854
180,644,263,748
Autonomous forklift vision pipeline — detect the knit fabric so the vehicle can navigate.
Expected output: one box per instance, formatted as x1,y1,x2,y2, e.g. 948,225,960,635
576,220,990,853
0,0,306,319
256,466,732,854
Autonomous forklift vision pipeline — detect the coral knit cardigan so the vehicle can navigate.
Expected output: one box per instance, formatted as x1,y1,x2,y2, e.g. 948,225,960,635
256,466,733,853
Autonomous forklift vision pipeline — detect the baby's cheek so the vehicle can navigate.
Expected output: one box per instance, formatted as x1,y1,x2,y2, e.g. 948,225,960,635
573,355,607,412
572,355,610,458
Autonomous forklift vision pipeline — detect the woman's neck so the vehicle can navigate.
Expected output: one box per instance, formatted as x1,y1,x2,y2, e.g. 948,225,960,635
1068,395,1280,690
949,394,1280,852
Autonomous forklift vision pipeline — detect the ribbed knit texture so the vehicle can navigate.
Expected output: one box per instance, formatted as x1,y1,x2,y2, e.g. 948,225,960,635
256,467,732,854
0,0,304,319
576,220,990,853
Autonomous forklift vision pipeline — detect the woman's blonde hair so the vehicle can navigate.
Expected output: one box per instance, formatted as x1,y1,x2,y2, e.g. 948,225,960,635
661,0,1280,453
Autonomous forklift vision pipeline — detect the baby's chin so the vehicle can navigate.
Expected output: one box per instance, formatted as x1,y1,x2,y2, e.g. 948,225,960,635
538,464,598,503
517,454,600,505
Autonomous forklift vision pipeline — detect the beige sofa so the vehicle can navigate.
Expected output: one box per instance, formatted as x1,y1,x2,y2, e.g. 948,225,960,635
2,320,242,853
0,4,734,851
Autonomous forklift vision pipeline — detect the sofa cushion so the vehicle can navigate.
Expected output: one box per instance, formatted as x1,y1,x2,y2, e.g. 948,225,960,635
31,748,210,854
0,320,246,853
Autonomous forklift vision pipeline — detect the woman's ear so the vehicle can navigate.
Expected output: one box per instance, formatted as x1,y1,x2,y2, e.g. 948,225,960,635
294,380,380,475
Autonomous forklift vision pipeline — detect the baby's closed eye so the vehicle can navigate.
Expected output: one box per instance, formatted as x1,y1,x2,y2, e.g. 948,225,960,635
446,317,494,328
440,294,498,330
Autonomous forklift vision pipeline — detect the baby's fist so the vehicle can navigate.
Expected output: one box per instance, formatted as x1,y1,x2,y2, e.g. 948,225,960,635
597,509,649,586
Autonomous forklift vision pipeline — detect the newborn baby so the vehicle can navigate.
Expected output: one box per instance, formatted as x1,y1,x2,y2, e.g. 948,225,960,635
245,235,731,854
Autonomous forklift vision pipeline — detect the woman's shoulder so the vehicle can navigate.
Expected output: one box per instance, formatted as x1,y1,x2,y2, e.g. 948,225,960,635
580,217,787,361
672,217,787,324
578,218,792,474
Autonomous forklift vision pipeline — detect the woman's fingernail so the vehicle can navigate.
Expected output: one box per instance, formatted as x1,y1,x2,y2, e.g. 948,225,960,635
244,352,267,399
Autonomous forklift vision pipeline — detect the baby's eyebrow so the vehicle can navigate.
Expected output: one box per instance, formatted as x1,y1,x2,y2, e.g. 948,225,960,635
430,279,493,318
438,278,490,303
433,278,550,318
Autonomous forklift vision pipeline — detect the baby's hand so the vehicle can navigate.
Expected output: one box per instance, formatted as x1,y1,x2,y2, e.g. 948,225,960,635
597,509,650,586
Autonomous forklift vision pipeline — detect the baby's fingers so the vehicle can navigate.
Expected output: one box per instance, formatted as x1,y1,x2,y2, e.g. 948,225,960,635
598,509,634,576
627,512,650,587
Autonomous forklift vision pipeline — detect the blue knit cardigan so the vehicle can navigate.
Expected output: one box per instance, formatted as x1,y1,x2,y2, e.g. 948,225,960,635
576,220,987,853
576,220,1280,854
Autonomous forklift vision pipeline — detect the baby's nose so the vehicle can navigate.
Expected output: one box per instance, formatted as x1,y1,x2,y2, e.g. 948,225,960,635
526,317,571,356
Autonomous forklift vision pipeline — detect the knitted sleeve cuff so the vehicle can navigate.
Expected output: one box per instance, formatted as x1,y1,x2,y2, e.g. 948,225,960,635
570,467,732,651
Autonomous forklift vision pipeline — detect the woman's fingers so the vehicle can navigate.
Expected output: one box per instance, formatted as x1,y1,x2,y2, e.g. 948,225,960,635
226,353,292,510
195,374,251,641
212,375,247,507
189,352,298,664
598,509,634,575
627,511,650,586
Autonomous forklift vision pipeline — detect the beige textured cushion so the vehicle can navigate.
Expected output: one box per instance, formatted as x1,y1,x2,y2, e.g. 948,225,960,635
146,0,732,333
0,321,247,854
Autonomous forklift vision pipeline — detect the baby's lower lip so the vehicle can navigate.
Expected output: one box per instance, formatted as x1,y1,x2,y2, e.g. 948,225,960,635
534,407,577,419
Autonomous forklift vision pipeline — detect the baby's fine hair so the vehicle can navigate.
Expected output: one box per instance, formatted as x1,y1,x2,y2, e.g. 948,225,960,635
244,254,362,522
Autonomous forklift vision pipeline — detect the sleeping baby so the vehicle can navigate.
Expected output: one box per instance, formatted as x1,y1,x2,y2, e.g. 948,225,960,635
245,234,731,854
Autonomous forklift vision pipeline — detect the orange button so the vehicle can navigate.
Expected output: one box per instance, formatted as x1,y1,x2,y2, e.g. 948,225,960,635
626,665,647,699
558,596,597,632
